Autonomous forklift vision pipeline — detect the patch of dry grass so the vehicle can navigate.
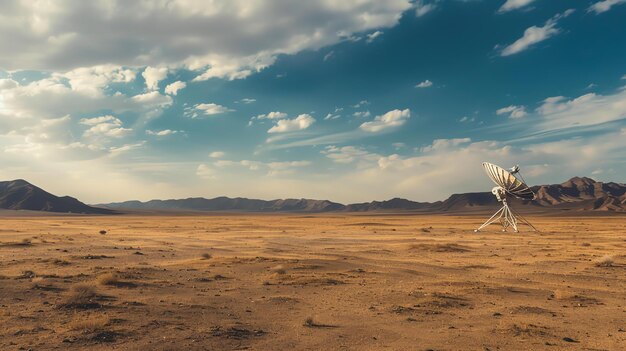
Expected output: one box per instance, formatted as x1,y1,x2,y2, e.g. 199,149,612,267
97,273,120,286
594,255,614,267
68,314,110,333
270,265,286,275
61,283,99,308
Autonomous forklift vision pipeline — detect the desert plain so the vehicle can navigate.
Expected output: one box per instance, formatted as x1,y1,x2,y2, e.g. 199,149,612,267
0,213,625,350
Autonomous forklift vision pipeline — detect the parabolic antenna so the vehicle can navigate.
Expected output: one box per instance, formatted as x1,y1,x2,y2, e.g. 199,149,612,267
482,162,535,200
475,162,538,233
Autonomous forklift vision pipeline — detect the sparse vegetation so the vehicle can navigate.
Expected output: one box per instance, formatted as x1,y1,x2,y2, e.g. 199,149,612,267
99,230,107,235
595,255,614,267
97,273,120,286
61,283,99,308
201,252,212,260
68,314,110,333
270,265,286,275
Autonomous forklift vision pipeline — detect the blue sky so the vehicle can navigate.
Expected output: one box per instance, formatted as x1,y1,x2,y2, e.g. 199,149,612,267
1,0,626,203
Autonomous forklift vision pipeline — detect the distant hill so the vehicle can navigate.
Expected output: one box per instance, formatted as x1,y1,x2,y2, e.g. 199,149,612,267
99,177,626,213
0,179,113,214
344,197,437,212
98,197,344,213
3,177,625,214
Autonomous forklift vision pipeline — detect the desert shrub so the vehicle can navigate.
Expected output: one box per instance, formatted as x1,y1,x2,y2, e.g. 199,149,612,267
61,283,98,308
96,273,119,286
595,255,614,267
68,314,110,333
270,265,286,275
201,253,212,260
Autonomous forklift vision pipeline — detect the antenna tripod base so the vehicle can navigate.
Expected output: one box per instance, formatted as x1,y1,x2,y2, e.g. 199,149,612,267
474,201,537,233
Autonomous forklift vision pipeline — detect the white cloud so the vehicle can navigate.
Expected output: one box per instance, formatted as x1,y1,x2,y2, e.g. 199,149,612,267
0,78,19,90
238,98,256,104
212,158,310,176
353,111,371,118
142,66,168,91
366,31,384,43
324,113,341,120
496,105,527,119
146,129,179,136
56,65,136,97
533,89,626,135
500,10,574,57
108,141,146,157
588,0,626,14
322,145,380,164
415,80,433,88
352,100,370,108
360,109,410,133
323,51,335,62
420,137,471,152
0,1,412,81
164,81,186,95
268,114,316,133
414,0,436,17
498,0,536,13
190,103,234,117
459,116,475,123
196,164,215,179
80,115,132,138
255,111,288,120
209,151,225,158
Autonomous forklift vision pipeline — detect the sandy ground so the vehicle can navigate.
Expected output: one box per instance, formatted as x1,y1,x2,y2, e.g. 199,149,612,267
0,214,625,350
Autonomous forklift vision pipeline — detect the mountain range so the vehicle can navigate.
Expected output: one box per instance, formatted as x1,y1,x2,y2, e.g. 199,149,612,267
1,177,625,214
97,176,626,213
0,179,113,214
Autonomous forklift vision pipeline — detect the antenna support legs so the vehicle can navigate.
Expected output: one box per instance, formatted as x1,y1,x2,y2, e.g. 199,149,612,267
474,200,537,233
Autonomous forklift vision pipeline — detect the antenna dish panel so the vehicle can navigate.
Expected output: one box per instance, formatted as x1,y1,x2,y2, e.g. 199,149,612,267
475,162,538,233
482,162,535,200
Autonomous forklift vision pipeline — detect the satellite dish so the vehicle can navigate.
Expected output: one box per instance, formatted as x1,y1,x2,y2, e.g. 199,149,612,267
475,162,538,233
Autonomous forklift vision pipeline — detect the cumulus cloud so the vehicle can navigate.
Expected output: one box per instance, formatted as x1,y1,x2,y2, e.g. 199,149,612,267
500,10,574,57
209,151,225,158
142,67,169,90
187,103,234,117
56,65,136,97
496,105,527,119
164,81,186,95
415,80,433,88
588,0,626,14
268,114,316,133
360,109,410,133
80,115,132,138
0,1,412,81
498,0,536,13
